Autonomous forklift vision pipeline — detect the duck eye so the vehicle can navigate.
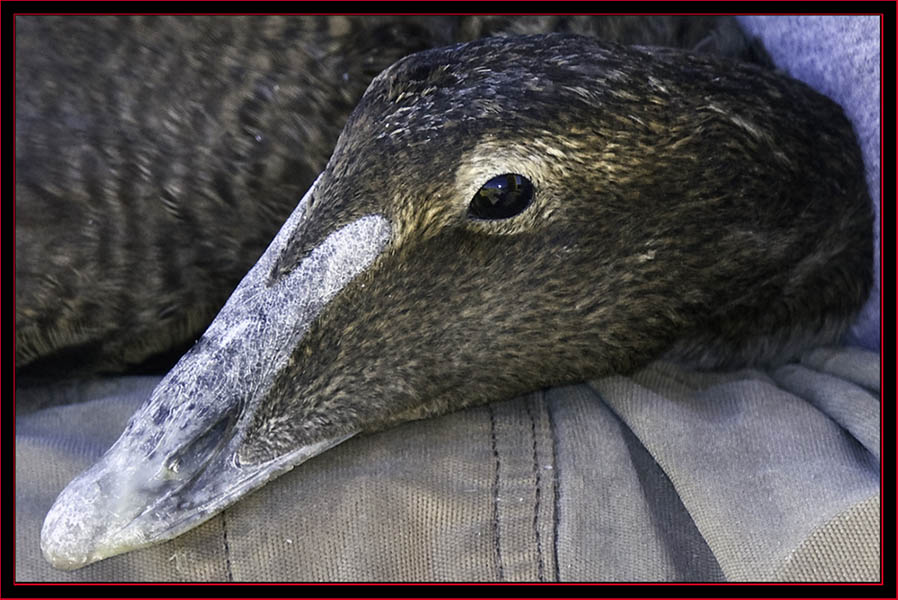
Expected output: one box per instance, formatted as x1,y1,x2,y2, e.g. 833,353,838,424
468,174,534,220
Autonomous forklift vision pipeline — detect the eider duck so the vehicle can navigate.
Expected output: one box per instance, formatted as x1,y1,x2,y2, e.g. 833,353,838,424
37,31,872,570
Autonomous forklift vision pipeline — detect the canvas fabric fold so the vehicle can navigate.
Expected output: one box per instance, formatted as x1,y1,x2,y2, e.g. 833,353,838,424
16,346,880,582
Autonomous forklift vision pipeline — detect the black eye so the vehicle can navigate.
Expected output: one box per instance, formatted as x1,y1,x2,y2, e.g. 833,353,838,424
468,174,534,220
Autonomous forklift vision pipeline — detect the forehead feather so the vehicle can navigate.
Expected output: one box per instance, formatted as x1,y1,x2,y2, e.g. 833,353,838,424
350,35,628,137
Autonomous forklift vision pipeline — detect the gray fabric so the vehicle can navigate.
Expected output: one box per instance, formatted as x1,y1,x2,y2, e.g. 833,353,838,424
548,385,723,582
737,15,881,352
800,346,882,393
774,494,881,582
583,358,879,581
16,346,879,582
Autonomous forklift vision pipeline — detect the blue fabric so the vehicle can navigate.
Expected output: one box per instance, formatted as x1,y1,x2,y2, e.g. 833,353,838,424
738,16,881,352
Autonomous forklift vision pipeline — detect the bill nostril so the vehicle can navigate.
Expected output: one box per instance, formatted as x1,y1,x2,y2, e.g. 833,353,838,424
164,405,240,483
267,259,289,287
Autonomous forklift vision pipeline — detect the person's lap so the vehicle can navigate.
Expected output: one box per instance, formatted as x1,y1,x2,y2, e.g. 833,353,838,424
16,346,880,581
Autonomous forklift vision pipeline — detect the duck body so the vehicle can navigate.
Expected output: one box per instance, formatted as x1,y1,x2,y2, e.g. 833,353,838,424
15,15,451,376
32,27,872,570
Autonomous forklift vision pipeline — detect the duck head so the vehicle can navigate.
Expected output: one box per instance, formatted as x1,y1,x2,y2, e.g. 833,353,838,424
41,34,872,569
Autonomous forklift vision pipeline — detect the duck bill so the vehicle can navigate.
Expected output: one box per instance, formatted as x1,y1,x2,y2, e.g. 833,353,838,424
40,177,392,570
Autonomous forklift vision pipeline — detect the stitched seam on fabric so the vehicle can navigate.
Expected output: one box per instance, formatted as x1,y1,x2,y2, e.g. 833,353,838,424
526,397,545,582
545,392,561,583
221,512,234,582
488,403,504,581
